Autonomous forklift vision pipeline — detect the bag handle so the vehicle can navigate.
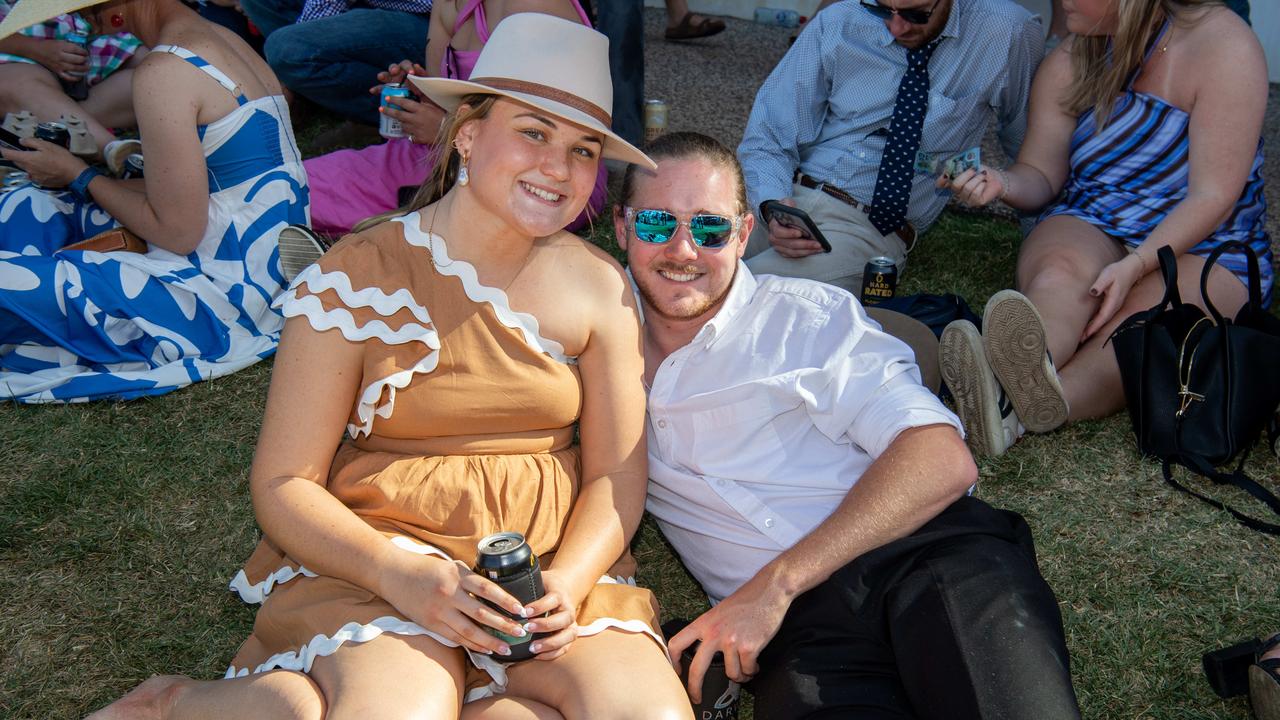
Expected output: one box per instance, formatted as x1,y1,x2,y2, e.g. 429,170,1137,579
1199,240,1262,324
1154,245,1183,310
1162,455,1280,535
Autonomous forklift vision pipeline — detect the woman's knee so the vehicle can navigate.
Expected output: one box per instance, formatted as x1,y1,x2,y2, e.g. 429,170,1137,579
257,671,326,719
0,63,58,104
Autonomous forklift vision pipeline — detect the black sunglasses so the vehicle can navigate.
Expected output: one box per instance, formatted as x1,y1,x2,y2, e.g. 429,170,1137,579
859,0,943,25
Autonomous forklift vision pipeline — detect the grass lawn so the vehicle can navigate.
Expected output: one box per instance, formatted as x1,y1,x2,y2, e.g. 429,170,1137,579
3,123,1278,719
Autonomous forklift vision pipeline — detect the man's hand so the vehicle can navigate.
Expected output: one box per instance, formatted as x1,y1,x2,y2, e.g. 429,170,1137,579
764,198,824,258
27,38,89,82
668,568,793,702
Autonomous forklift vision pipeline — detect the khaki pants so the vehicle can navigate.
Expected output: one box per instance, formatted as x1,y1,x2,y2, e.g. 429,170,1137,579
746,182,910,296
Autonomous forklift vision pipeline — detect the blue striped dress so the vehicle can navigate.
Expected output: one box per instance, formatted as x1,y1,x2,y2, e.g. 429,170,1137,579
1042,49,1273,306
0,45,309,402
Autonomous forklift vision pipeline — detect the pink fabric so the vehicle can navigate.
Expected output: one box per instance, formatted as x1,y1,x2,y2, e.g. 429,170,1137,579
304,0,603,236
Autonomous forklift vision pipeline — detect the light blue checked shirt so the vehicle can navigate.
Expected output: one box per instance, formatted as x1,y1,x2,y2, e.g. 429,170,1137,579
738,0,1043,233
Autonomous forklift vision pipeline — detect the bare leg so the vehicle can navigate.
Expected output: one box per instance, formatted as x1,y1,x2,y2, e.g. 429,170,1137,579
464,697,565,719
503,629,693,720
1056,251,1246,420
0,63,121,151
86,671,323,720
1013,215,1124,369
89,632,468,720
81,68,137,131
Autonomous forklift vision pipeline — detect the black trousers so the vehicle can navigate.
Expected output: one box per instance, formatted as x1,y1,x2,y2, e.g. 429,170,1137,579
750,496,1081,720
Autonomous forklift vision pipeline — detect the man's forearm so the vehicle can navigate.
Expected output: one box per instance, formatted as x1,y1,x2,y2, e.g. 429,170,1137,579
750,424,975,604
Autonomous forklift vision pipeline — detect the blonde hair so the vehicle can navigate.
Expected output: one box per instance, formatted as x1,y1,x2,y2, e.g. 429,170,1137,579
352,94,499,233
1063,0,1221,128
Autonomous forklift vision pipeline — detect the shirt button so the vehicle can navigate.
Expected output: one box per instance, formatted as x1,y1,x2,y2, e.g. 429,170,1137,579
764,518,775,528
657,419,667,429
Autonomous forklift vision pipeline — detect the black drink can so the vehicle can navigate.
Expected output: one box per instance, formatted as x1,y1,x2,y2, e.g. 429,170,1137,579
121,153,145,179
860,256,898,305
34,121,71,149
474,531,545,661
662,618,741,719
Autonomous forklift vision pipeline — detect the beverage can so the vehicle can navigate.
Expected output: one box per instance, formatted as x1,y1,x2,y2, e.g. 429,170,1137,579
860,256,898,305
63,31,91,101
34,121,71,149
122,153,145,179
474,531,546,662
644,99,668,144
379,83,412,139
753,7,800,27
663,618,741,719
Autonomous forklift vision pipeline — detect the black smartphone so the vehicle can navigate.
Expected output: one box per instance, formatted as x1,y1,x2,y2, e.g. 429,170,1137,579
0,125,23,151
761,200,832,253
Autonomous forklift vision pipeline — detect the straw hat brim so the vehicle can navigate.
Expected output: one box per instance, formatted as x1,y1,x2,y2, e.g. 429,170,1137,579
409,75,656,170
0,0,107,40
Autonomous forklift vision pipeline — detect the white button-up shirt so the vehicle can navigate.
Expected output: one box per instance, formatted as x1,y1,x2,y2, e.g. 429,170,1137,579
643,264,961,603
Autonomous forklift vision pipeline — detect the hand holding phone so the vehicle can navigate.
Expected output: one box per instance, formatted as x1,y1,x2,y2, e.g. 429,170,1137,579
762,200,832,253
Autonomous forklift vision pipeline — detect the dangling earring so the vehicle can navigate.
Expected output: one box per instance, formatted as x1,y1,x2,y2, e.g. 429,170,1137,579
109,13,125,27
457,150,470,187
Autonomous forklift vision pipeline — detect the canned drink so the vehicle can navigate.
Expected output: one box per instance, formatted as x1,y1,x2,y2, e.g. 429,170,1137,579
122,153,145,179
63,31,91,101
860,256,898,305
34,121,71,148
474,532,546,662
663,619,742,719
379,83,412,140
644,99,668,144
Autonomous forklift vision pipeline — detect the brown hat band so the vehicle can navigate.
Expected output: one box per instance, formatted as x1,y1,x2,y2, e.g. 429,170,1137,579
469,77,612,128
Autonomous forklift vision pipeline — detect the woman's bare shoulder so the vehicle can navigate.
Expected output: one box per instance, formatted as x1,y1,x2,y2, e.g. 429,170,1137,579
537,230,631,293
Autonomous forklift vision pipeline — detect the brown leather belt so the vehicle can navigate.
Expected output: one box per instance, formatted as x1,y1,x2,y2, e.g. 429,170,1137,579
794,172,917,252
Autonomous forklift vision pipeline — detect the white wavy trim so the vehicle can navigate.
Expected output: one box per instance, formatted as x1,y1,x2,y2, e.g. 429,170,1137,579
276,292,439,348
285,265,434,326
228,564,318,605
395,214,576,365
346,347,441,439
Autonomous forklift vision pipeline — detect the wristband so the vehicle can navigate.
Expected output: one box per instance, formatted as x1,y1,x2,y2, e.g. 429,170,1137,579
69,166,104,202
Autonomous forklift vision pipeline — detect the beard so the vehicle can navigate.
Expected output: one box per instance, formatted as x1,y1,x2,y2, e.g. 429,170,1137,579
633,260,737,322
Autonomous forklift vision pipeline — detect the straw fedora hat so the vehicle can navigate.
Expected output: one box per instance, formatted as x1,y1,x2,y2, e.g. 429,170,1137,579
409,13,654,170
0,0,107,40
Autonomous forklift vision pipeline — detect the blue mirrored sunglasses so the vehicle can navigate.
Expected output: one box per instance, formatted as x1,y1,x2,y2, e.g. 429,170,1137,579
624,208,741,249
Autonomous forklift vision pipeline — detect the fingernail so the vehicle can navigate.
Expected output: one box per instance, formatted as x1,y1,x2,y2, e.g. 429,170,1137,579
517,606,529,618
523,606,535,617
1090,289,1099,296
530,642,542,653
511,625,526,637
497,645,511,656
523,622,536,633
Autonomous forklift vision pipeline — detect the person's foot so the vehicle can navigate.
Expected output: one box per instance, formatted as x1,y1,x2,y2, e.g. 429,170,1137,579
983,290,1069,433
664,12,726,41
1252,634,1280,720
940,319,1022,457
85,675,187,720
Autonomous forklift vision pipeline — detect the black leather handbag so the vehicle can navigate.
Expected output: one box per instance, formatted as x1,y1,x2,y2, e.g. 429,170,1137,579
1110,243,1280,534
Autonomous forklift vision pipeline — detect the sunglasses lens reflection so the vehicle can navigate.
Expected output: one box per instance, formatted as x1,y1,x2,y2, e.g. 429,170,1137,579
635,209,678,244
633,209,733,248
690,215,733,248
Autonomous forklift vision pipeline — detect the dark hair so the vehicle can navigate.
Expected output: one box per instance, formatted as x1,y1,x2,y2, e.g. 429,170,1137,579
619,132,748,216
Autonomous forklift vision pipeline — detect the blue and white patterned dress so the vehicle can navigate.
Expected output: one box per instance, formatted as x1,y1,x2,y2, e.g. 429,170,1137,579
0,45,309,402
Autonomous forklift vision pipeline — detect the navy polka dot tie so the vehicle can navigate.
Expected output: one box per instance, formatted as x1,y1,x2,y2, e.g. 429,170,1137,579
867,42,938,237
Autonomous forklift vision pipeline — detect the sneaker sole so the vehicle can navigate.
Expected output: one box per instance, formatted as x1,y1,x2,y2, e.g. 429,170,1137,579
1251,664,1280,720
983,290,1068,433
940,320,1004,457
277,226,326,283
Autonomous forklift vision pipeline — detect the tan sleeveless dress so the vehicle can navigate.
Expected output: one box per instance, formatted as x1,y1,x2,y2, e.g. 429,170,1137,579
225,213,663,701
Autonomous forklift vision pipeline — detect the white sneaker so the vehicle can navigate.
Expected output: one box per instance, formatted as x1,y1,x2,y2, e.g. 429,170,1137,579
941,319,1022,457
983,290,1069,433
103,139,142,176
277,225,328,283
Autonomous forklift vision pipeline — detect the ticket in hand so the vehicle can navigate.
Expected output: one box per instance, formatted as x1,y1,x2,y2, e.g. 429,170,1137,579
913,150,940,175
942,147,981,178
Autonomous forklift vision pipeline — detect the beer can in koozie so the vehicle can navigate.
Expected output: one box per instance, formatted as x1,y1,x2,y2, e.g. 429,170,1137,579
474,531,545,662
122,153,145,179
644,99,668,144
34,121,71,149
860,256,898,305
662,618,742,720
62,31,90,101
379,83,411,139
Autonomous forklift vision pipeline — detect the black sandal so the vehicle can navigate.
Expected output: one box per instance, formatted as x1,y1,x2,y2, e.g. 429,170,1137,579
1252,633,1280,720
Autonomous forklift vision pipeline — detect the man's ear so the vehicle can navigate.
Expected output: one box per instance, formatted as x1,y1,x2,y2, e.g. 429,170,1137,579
613,206,630,251
734,211,755,260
